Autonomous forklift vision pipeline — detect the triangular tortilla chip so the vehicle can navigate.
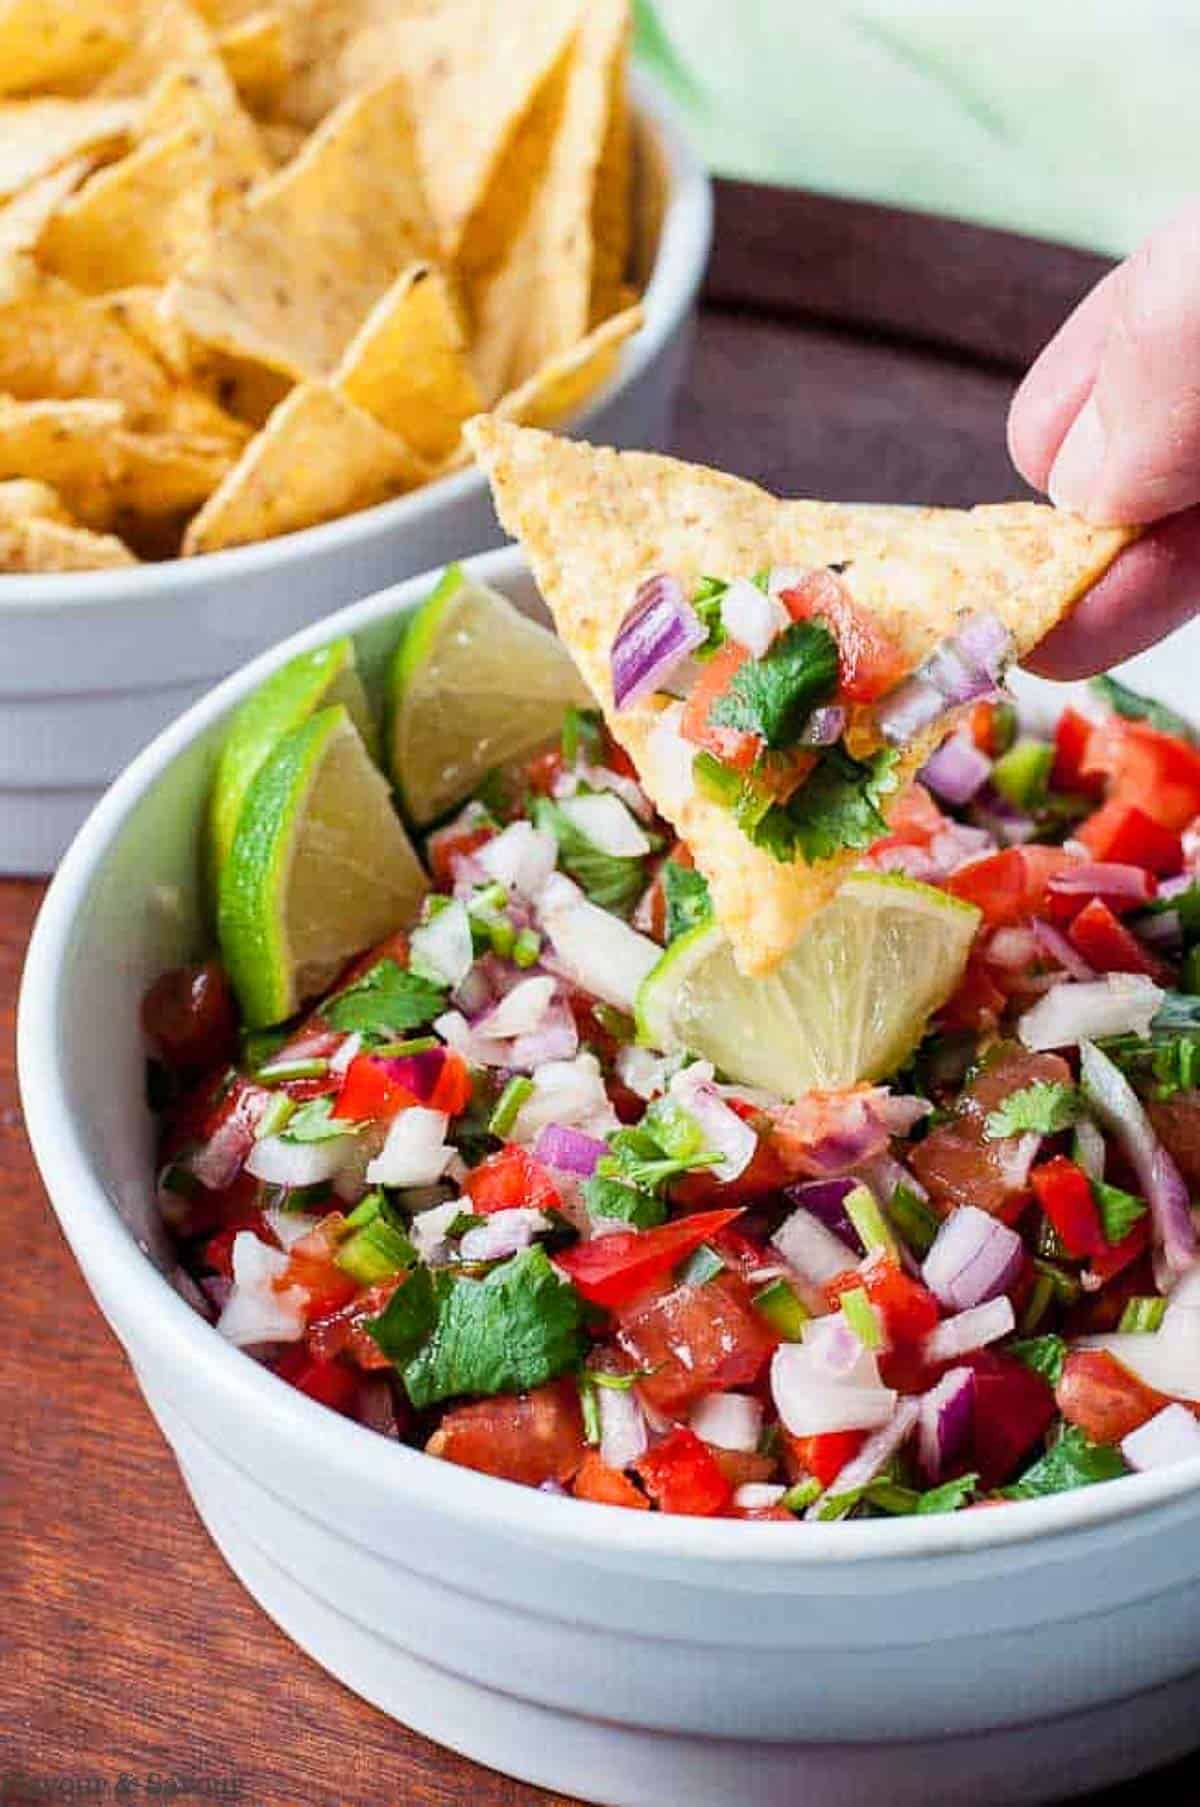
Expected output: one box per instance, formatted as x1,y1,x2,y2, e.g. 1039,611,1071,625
0,477,70,525
182,381,427,553
491,302,641,430
588,48,633,328
466,420,1135,974
333,261,482,463
96,0,222,98
0,0,129,97
0,157,93,260
216,10,289,114
38,127,221,293
0,514,138,571
0,99,134,203
137,57,270,187
165,74,436,382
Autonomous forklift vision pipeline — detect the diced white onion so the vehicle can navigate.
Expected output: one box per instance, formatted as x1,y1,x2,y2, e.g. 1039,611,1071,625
689,1392,763,1451
770,1341,897,1436
615,1044,672,1100
263,1207,321,1251
1082,1307,1200,1403
721,575,790,657
559,791,652,858
411,1196,467,1266
598,1383,649,1470
477,820,558,899
540,894,660,1013
409,899,474,988
217,1232,305,1347
329,1032,362,1077
510,1052,618,1143
732,1483,787,1511
1018,975,1164,1051
1121,1403,1200,1472
476,973,556,1040
366,1107,454,1188
923,1295,1014,1363
645,701,696,815
246,1130,356,1188
458,1207,550,1262
772,1206,857,1285
669,1060,757,1181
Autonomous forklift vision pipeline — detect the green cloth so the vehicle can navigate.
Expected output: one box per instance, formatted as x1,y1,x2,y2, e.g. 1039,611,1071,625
636,0,1191,255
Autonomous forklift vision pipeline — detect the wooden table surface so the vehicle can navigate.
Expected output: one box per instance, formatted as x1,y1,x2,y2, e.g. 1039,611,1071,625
3,180,1191,1807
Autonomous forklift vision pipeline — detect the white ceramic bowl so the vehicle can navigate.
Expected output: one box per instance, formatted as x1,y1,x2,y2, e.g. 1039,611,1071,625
20,549,1200,1807
0,74,711,877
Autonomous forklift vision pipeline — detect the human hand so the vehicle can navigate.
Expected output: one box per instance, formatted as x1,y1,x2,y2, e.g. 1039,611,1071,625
1008,202,1200,678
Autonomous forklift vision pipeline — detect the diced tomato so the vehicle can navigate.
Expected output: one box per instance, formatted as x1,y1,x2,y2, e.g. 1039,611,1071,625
278,1219,359,1319
430,1049,473,1116
1148,1093,1200,1190
332,1053,417,1123
618,1272,778,1413
522,746,567,797
674,1105,785,1207
1044,862,1158,921
827,1254,941,1347
141,959,239,1074
1066,897,1169,981
1052,707,1105,796
274,1346,359,1414
572,1450,650,1510
939,953,1006,1034
1030,1156,1105,1259
1056,1348,1173,1445
203,1216,273,1278
1081,1217,1151,1292
779,569,907,703
427,820,495,887
1077,800,1183,875
961,1348,1057,1489
679,642,761,770
945,846,1074,928
913,1051,1071,1224
784,1428,866,1490
876,780,946,848
556,1207,744,1309
708,1447,776,1488
307,1276,401,1371
463,1145,562,1217
1083,719,1200,831
429,1379,587,1487
633,1426,734,1516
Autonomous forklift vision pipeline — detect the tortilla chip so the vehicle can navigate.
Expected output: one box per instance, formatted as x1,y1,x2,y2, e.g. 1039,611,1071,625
466,420,1136,974
39,127,221,293
588,53,633,327
490,302,641,431
96,0,222,98
137,58,270,187
86,283,192,373
0,99,134,203
0,477,70,524
333,262,482,463
216,10,289,114
0,394,234,528
0,514,138,571
182,381,428,553
0,157,93,259
166,75,436,382
258,119,307,166
0,0,129,97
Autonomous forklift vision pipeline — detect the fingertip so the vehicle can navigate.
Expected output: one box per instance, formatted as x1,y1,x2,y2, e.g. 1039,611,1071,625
1005,267,1120,494
1023,508,1200,678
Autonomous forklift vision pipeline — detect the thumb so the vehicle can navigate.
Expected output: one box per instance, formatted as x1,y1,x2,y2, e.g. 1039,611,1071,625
1048,202,1200,525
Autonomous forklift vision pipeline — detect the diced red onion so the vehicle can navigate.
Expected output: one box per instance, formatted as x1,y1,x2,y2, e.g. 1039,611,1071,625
969,787,1037,847
366,1106,454,1188
922,1204,1023,1311
1120,1403,1200,1472
1080,1038,1198,1285
1031,917,1097,981
411,1198,466,1265
803,1312,871,1380
956,612,1014,676
191,1086,272,1190
375,1045,447,1105
1018,974,1164,1051
799,705,847,749
805,1398,920,1516
920,733,992,806
450,963,492,1018
533,1123,607,1176
772,1086,928,1179
689,1392,764,1452
877,674,949,747
1046,862,1157,910
1137,911,1182,951
878,613,1013,748
356,1375,401,1440
784,1177,862,1251
1160,873,1196,900
870,842,940,882
172,1264,216,1322
720,575,789,657
669,1061,757,1181
558,791,652,858
928,822,996,874
263,1206,321,1251
917,1366,974,1482
1072,1116,1107,1183
924,1294,1014,1364
772,1205,858,1285
598,1382,649,1470
770,1342,897,1436
611,574,706,709
459,1207,550,1262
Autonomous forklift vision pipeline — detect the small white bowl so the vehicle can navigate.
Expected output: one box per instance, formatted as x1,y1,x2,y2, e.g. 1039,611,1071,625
19,547,1200,1807
0,74,711,875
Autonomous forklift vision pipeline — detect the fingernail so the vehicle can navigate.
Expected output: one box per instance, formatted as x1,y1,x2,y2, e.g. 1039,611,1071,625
1048,395,1106,515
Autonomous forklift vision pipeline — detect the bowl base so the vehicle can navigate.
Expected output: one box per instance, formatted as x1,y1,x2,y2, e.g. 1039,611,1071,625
189,1474,1198,1807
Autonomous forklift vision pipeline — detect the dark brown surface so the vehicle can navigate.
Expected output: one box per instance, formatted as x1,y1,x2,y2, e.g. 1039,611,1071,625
1,181,1184,1807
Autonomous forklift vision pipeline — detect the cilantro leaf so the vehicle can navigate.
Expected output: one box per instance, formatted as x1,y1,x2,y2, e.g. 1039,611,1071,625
1009,1334,1067,1388
365,1265,438,1365
914,1472,980,1515
751,744,901,864
1002,1425,1127,1500
709,620,838,750
325,958,447,1037
691,576,728,658
1098,993,1200,1097
1090,674,1196,743
282,1096,359,1143
533,796,649,918
663,860,712,941
1092,1178,1147,1245
985,1080,1080,1140
582,1172,668,1228
560,704,604,765
401,1245,586,1407
818,1471,979,1521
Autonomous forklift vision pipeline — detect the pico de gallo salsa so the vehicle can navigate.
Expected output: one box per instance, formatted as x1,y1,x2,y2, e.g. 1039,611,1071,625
146,674,1200,1521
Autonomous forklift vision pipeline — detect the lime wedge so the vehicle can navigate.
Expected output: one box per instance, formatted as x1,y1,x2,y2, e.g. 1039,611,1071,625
209,636,378,885
636,872,981,1096
388,563,592,824
218,704,428,1028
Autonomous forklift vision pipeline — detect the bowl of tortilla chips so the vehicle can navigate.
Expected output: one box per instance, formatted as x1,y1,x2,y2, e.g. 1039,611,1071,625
0,0,711,872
